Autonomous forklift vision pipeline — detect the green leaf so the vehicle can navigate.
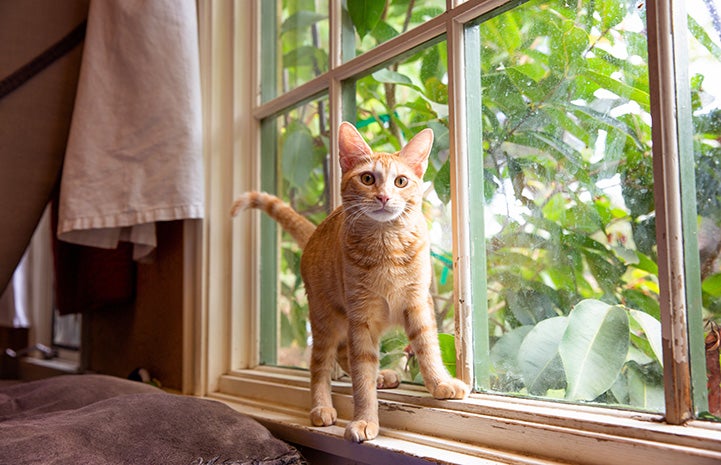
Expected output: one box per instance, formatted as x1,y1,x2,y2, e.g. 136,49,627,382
566,102,644,151
626,361,665,411
283,46,328,70
549,21,588,76
409,7,444,24
424,121,449,170
485,11,523,54
482,73,528,121
281,123,316,188
380,328,410,370
621,289,660,320
598,0,625,30
514,61,548,82
438,333,457,377
420,44,442,83
423,77,448,104
370,20,399,43
633,251,659,276
506,288,557,326
433,160,451,204
380,328,409,354
541,193,568,223
528,131,585,172
593,195,628,225
372,69,420,90
347,0,386,39
703,273,721,297
491,326,533,375
506,67,544,100
629,310,663,367
688,14,721,60
565,204,603,234
280,11,327,35
583,250,625,295
584,69,650,111
542,194,602,234
609,370,630,404
518,316,569,395
559,299,630,401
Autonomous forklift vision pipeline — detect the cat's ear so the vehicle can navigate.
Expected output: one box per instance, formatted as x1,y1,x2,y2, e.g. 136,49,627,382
338,121,373,173
399,128,433,178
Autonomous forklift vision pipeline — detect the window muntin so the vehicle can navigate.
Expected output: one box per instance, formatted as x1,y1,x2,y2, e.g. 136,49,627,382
250,0,713,422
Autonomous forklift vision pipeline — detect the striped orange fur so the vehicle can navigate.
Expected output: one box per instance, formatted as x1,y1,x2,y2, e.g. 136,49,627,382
231,122,469,443
230,191,315,248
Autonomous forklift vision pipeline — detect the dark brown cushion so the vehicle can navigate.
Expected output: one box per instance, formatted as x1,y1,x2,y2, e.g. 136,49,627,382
0,374,304,465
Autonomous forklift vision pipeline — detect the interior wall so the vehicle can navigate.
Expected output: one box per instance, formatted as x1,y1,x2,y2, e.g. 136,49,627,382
86,220,185,390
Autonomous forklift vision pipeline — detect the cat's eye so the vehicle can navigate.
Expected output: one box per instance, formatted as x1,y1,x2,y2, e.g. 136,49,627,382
394,176,408,188
360,172,375,185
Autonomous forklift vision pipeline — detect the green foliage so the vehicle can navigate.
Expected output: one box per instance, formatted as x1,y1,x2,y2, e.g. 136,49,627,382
271,0,721,410
496,299,662,404
277,1,329,94
477,0,671,410
281,121,323,188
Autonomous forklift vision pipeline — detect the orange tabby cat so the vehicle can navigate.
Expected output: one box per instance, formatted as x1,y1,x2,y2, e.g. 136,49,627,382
231,122,469,442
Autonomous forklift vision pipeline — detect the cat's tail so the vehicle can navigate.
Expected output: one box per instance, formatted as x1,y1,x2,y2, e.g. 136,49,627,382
230,191,316,249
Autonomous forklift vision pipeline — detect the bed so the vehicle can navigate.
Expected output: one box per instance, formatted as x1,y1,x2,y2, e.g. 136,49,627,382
0,374,305,465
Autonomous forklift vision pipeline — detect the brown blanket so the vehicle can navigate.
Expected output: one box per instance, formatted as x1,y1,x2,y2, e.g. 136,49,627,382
0,374,304,465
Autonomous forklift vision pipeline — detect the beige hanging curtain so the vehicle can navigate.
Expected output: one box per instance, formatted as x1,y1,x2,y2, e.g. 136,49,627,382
57,0,204,261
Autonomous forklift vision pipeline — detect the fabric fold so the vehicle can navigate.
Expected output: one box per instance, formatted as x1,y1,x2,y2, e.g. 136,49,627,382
57,0,203,260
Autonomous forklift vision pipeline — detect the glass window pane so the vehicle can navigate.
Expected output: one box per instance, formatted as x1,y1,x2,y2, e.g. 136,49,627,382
477,0,663,410
344,0,445,60
260,98,331,367
688,0,721,420
260,0,329,102
354,40,453,382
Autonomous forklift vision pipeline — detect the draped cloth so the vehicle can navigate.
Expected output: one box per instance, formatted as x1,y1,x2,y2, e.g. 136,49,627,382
57,0,203,261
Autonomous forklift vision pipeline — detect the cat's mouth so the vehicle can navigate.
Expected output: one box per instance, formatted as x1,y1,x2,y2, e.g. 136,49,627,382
367,206,402,222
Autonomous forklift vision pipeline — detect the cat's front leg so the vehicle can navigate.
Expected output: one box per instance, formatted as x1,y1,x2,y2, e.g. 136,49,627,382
404,296,470,400
309,335,338,426
309,304,343,427
344,318,382,443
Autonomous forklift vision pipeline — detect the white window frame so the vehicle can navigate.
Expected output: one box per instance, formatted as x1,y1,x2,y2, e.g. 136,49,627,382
192,0,721,463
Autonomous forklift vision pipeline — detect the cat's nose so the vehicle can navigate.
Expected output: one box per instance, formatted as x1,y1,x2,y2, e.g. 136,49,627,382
376,195,389,206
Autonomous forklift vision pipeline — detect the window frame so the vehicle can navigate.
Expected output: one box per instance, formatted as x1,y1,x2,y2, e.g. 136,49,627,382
194,0,721,463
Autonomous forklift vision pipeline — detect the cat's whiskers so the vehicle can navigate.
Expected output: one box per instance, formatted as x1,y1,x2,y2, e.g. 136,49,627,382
342,203,376,233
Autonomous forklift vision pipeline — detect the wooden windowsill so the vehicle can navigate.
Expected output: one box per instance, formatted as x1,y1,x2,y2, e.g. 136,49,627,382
203,368,721,465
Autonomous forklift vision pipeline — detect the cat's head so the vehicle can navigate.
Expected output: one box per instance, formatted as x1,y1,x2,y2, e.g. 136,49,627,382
338,122,433,223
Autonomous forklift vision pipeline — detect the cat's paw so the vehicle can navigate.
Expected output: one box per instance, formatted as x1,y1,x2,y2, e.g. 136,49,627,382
430,378,469,400
377,369,401,389
344,420,379,443
310,406,337,426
